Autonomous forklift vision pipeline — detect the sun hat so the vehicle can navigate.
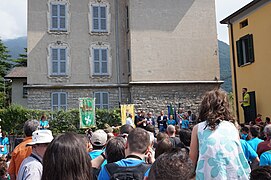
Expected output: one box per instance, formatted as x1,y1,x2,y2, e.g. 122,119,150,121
26,130,53,146
90,129,107,146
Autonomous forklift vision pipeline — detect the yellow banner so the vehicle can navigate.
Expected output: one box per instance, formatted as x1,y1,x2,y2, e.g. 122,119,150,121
120,104,135,126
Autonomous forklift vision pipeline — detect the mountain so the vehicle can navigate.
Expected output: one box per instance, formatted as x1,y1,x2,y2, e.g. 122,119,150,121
3,37,27,59
218,40,232,92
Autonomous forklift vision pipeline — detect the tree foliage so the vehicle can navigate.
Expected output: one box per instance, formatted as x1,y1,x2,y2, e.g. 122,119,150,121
12,48,27,67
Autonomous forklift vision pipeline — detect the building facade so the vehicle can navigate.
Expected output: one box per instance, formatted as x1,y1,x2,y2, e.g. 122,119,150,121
27,0,220,113
221,0,271,123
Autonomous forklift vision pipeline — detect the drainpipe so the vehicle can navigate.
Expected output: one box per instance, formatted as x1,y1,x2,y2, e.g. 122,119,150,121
229,22,239,121
115,0,121,106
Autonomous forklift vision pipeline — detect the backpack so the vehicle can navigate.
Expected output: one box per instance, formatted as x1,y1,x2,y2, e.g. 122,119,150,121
105,162,151,180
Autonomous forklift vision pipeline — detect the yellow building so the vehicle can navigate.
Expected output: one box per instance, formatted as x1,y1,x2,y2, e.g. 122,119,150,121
221,0,271,123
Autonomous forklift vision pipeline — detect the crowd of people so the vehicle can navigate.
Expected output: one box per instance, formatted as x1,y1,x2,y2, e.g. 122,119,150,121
0,89,271,179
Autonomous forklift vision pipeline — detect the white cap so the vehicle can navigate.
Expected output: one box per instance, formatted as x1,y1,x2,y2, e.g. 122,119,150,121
26,130,53,146
91,130,107,146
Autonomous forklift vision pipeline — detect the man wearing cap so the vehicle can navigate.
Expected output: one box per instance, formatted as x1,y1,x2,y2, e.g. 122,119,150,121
17,130,53,180
89,129,107,167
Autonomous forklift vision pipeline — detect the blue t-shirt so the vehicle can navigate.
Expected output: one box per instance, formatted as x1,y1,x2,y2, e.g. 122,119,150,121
260,150,271,166
167,119,176,126
98,158,150,180
240,139,258,162
247,137,264,152
89,150,107,167
40,120,49,129
0,137,9,155
181,119,189,129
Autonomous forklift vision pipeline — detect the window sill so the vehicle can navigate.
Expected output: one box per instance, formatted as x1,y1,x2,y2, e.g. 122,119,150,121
48,30,69,35
89,31,110,36
240,62,252,67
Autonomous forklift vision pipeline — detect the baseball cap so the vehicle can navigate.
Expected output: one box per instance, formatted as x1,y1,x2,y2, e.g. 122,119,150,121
26,130,53,146
90,130,107,146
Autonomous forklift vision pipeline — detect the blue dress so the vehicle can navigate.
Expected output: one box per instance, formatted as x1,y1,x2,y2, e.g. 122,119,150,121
196,121,250,180
0,137,9,155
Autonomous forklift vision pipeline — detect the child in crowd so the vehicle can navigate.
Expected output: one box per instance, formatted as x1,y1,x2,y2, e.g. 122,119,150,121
181,113,189,129
167,115,176,126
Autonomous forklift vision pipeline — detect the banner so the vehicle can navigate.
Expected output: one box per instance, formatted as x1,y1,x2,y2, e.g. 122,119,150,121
79,98,95,128
120,104,135,125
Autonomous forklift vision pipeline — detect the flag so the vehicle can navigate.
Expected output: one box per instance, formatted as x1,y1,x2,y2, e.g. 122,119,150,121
79,97,95,128
121,104,135,125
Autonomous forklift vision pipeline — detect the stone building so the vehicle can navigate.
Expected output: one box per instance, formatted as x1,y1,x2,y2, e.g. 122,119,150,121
27,0,220,114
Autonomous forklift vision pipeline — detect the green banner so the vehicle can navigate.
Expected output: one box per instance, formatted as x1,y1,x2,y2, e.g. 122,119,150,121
79,98,95,128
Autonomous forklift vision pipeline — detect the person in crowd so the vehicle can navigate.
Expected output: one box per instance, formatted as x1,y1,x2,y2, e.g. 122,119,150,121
89,130,107,167
17,130,53,180
39,115,49,130
255,114,263,125
187,110,196,124
92,137,126,180
0,156,9,180
98,128,152,180
157,111,167,132
190,89,250,179
148,148,194,180
174,125,180,138
248,126,264,152
240,139,259,168
257,124,271,156
181,113,190,129
260,150,271,166
0,132,9,156
167,125,182,148
250,166,271,180
177,108,185,126
154,137,173,159
41,132,92,180
167,115,176,126
119,124,134,140
135,111,147,129
179,128,192,150
240,87,251,124
8,120,39,180
126,114,134,126
146,112,155,126
241,126,250,140
265,117,270,125
156,132,168,142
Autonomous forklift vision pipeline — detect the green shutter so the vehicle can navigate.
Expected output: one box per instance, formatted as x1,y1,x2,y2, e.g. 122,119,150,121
236,40,243,67
248,34,254,63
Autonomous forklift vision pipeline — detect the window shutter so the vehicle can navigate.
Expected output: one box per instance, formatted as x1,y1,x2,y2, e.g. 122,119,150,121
95,93,101,108
60,49,66,74
51,5,58,29
102,92,109,109
94,49,100,73
59,5,66,29
52,48,58,74
100,6,106,30
93,6,99,30
101,49,108,73
60,93,67,110
236,40,243,67
248,34,254,63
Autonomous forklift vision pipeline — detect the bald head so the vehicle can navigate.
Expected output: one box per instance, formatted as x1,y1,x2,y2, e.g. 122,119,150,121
167,125,175,136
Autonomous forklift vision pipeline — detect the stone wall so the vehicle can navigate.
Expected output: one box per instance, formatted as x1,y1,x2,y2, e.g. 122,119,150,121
27,87,130,110
130,83,220,116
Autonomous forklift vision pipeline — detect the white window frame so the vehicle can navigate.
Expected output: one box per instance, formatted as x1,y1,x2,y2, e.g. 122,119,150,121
51,92,67,111
88,1,111,35
94,92,109,109
47,42,71,78
89,42,112,78
47,0,70,34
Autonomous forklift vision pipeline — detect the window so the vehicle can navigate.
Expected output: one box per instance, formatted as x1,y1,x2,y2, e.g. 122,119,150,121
236,34,254,67
51,92,67,111
92,5,107,32
93,48,108,75
51,48,67,75
50,3,67,31
95,92,109,109
240,19,248,29
23,82,27,97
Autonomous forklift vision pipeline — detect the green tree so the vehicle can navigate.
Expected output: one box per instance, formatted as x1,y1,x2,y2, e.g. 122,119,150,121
12,48,27,67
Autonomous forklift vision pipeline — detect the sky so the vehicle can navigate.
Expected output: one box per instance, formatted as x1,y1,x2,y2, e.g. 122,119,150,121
0,0,253,44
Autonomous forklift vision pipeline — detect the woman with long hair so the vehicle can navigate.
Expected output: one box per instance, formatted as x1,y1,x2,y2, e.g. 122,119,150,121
41,132,92,180
190,89,250,180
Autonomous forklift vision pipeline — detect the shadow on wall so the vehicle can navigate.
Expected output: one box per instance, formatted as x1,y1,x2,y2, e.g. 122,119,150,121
130,0,196,31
